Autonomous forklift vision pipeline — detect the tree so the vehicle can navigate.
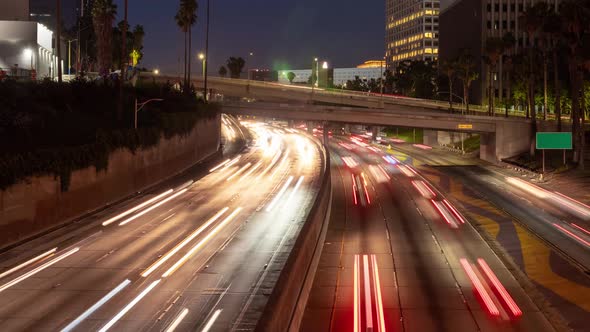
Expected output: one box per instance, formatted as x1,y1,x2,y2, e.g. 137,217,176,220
131,25,145,66
544,9,563,130
218,66,227,77
175,0,197,94
287,71,296,84
92,0,117,76
439,58,457,111
226,57,245,78
56,0,62,83
455,50,478,114
484,36,508,115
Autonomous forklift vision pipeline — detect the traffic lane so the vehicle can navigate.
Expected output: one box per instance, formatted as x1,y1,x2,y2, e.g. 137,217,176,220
437,166,590,270
345,143,554,331
85,132,322,331
0,129,297,330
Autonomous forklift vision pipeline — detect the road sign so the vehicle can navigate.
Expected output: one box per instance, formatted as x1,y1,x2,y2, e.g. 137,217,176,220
458,124,473,129
536,132,572,150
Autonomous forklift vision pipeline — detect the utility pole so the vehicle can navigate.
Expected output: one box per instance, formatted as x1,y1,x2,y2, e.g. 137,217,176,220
204,0,210,102
121,0,128,81
56,0,62,82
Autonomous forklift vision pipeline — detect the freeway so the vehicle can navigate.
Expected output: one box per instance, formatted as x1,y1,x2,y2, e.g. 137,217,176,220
367,137,590,331
302,134,556,331
0,116,323,332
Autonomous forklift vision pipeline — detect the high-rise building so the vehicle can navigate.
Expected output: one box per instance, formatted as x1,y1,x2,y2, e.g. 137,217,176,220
29,0,79,28
385,0,441,69
439,0,560,105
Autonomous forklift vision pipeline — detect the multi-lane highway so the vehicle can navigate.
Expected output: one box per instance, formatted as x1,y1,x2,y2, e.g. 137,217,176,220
302,133,557,331
0,116,323,332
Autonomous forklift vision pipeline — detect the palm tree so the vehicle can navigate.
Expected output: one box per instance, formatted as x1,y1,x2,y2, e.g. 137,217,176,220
226,57,245,79
175,0,197,94
92,0,117,76
560,0,590,167
56,0,62,82
544,10,563,130
218,66,227,77
484,37,507,115
439,58,457,111
521,4,544,155
455,50,478,114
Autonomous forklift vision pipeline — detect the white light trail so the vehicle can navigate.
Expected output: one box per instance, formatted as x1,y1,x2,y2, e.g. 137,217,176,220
141,207,229,277
162,208,243,277
0,247,79,293
165,308,189,332
285,176,305,206
0,248,57,280
61,279,131,332
226,163,252,181
209,159,231,173
102,190,174,226
201,309,223,332
239,162,262,182
266,176,294,212
98,279,161,332
118,189,188,226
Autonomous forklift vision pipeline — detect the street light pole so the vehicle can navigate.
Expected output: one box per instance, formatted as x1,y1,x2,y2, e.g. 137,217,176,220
67,39,77,75
311,57,318,103
203,0,210,102
134,98,163,129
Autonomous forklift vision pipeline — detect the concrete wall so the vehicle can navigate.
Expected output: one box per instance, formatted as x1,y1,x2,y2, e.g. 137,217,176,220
0,115,220,249
256,138,332,332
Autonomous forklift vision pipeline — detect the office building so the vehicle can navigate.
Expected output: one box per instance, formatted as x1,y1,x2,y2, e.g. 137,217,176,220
385,0,440,69
278,61,384,86
439,0,560,104
29,0,79,28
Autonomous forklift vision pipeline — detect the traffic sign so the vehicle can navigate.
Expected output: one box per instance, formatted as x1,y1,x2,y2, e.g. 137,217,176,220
536,132,572,150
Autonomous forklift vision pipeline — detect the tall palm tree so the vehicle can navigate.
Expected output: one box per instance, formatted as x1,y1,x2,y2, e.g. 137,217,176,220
455,50,478,114
544,9,563,130
484,37,507,116
175,0,197,94
226,57,245,79
521,4,544,156
56,0,62,82
92,0,117,76
560,0,590,168
439,58,457,111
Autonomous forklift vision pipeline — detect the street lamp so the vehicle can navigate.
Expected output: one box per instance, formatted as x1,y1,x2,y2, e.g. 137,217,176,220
198,53,206,81
153,69,160,75
134,98,163,129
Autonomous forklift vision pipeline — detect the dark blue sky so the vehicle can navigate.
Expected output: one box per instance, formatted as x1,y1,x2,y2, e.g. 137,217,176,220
113,0,451,75
113,0,384,75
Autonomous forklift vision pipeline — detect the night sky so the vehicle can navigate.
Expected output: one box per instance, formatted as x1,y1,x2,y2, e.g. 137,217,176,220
112,0,452,76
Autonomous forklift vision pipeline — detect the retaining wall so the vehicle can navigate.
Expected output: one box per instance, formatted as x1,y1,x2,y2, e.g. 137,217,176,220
0,115,221,249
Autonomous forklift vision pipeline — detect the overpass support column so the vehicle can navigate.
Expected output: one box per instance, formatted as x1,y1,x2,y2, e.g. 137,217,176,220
307,121,314,134
342,124,350,135
288,120,295,128
371,126,381,142
423,130,438,146
323,122,330,145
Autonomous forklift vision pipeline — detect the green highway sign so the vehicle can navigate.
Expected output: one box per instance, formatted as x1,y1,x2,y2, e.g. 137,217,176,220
536,132,572,150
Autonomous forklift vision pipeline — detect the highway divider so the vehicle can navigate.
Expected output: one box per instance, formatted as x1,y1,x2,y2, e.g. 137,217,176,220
255,131,332,332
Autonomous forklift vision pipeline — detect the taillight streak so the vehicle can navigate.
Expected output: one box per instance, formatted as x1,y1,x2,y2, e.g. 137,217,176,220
571,223,590,236
431,200,458,228
371,255,387,332
460,258,500,316
352,174,358,206
477,259,522,317
354,255,360,332
553,223,590,247
411,180,435,199
442,199,466,224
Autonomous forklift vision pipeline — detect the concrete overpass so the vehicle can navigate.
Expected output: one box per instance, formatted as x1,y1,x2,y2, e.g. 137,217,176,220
222,101,533,163
141,75,534,163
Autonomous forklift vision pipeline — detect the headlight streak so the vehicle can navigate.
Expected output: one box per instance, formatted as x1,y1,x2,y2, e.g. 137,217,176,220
162,208,243,278
201,309,223,332
141,207,229,277
284,176,305,206
0,248,57,280
164,308,189,332
209,159,230,173
266,176,294,212
342,156,358,168
268,149,290,180
98,279,161,332
118,189,188,226
0,247,79,293
61,279,131,332
239,162,262,182
226,163,252,182
102,189,174,226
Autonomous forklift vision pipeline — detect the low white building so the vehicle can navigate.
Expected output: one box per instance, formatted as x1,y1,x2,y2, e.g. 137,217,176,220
0,20,63,80
278,67,383,86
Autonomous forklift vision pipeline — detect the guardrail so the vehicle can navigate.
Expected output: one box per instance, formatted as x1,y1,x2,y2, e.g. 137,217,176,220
255,132,332,332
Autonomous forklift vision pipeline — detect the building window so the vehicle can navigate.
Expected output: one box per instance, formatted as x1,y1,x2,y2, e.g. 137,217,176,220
487,4,491,12
502,20,507,29
487,20,492,29
494,4,499,11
